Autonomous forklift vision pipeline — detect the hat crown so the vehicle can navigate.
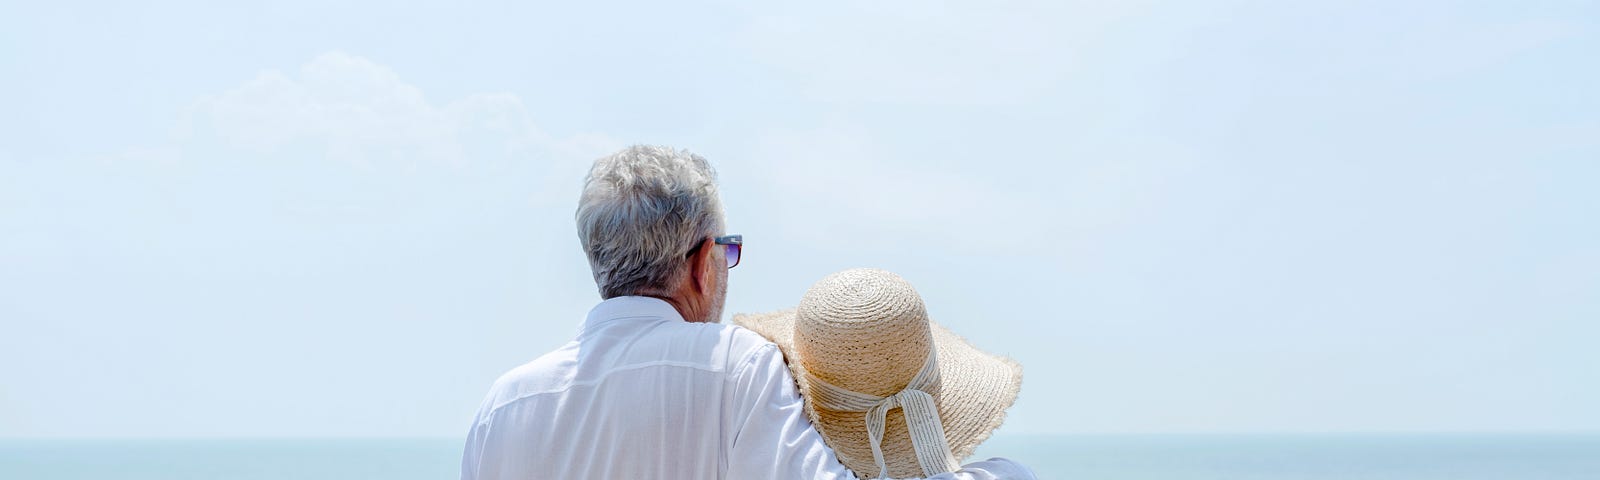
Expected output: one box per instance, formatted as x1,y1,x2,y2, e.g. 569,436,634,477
794,268,936,397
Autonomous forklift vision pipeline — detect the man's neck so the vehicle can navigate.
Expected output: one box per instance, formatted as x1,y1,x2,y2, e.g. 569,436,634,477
634,292,700,323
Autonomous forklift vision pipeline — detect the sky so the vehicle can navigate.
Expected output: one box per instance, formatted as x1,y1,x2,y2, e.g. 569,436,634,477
1,0,1597,439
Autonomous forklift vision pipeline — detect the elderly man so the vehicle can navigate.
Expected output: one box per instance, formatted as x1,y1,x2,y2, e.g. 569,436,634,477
460,146,1035,479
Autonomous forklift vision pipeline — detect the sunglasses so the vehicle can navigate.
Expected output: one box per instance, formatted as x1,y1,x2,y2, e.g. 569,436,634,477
714,234,742,269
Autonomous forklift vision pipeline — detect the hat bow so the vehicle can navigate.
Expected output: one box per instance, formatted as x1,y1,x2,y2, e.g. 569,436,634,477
805,349,961,479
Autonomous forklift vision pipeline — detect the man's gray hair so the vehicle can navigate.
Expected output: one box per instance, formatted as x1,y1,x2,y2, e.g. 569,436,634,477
576,145,725,299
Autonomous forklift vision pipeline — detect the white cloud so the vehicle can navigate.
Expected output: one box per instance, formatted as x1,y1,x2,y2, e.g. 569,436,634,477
77,51,627,227
176,51,615,168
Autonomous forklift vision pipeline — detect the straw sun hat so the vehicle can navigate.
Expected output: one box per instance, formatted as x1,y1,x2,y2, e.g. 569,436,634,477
731,268,1022,479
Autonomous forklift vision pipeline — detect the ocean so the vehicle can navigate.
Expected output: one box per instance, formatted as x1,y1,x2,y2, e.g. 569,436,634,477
2,434,1596,479
970,434,1600,479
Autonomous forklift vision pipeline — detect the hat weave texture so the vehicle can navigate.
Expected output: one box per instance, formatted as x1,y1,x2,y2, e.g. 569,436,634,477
731,268,1023,479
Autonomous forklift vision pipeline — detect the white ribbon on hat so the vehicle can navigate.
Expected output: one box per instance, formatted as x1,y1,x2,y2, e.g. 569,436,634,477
805,349,961,479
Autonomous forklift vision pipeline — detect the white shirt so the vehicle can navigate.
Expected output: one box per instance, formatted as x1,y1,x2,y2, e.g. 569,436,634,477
461,296,1035,480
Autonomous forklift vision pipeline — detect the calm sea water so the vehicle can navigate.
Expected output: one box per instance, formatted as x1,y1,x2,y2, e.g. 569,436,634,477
970,434,1600,480
2,434,1596,479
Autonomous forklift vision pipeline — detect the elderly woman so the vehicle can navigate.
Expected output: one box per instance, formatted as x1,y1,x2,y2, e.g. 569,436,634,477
734,268,1025,480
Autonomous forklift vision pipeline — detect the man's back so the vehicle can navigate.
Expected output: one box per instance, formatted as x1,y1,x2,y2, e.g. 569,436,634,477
461,296,833,479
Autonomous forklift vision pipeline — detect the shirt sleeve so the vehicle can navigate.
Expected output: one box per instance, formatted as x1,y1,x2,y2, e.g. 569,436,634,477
460,421,485,480
460,408,497,480
723,344,1037,480
927,458,1039,480
723,344,857,480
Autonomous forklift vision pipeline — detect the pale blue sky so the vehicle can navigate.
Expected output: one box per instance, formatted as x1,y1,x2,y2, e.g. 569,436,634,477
2,0,1596,438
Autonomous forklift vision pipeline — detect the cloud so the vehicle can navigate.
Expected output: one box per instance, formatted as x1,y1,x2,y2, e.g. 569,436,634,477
73,51,627,231
174,51,615,168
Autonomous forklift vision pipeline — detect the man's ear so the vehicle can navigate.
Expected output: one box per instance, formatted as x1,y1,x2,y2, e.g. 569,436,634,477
687,237,713,295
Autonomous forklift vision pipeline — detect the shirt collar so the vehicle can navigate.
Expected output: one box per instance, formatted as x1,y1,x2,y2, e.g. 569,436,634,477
579,296,683,335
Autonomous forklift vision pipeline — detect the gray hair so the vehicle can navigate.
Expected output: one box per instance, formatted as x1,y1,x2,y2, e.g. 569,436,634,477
576,145,725,299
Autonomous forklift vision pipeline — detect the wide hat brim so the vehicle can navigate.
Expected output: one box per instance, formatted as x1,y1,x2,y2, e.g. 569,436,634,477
730,308,1022,479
